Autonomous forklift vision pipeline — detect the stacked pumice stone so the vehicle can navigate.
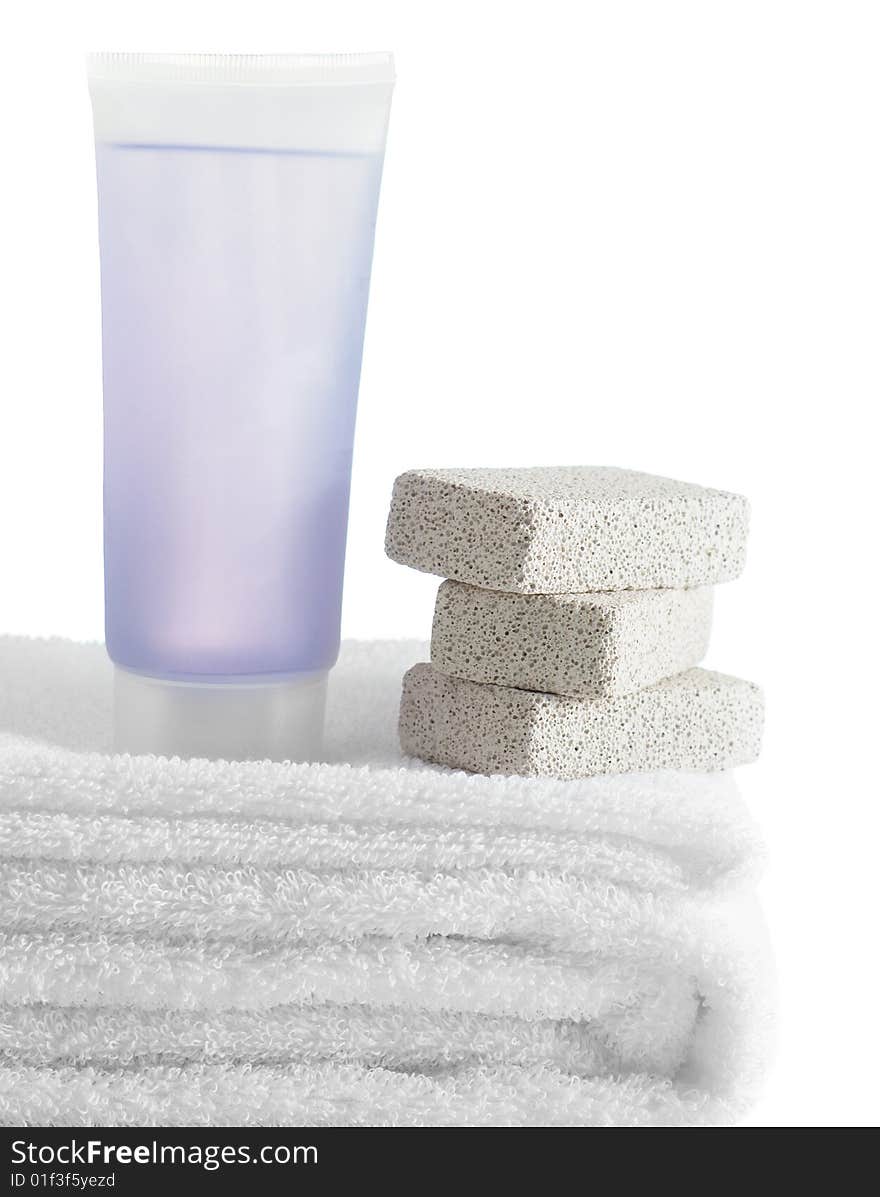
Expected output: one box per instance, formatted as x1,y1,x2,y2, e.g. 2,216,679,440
385,466,763,778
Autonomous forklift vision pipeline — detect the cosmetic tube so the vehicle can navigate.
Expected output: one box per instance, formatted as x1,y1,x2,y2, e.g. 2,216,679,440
87,53,394,761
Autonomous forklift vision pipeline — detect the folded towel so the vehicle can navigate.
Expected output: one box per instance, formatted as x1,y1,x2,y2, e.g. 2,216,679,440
0,636,772,1127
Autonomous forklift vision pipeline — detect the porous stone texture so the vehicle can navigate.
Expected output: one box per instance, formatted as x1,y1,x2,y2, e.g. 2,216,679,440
399,664,763,779
385,466,749,593
431,581,713,699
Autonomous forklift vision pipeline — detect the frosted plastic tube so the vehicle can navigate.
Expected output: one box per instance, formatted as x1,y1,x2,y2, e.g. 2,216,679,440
87,53,394,761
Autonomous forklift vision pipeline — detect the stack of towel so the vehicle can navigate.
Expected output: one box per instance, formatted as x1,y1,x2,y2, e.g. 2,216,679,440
0,466,772,1127
386,466,764,778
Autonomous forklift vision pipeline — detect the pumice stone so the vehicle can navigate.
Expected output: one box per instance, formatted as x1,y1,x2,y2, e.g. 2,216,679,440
431,581,713,699
385,466,749,593
399,663,763,779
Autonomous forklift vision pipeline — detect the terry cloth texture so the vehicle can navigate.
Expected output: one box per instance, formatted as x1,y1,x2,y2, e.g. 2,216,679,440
385,466,749,592
0,636,772,1128
431,580,713,698
400,662,763,779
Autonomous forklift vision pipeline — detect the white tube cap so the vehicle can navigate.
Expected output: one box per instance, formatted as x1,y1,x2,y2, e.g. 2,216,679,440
113,667,328,762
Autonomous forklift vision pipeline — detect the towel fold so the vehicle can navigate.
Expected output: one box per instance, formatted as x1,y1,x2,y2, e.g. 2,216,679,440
0,860,747,943
0,1061,738,1129
1,998,693,1077
0,636,773,1127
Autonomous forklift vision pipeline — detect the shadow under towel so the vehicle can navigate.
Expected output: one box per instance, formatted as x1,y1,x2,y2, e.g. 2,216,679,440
0,636,773,1127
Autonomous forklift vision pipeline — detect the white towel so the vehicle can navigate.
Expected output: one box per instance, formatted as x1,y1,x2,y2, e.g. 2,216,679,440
0,636,773,1127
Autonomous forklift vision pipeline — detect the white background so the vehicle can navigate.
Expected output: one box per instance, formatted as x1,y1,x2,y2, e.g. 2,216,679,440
1,1,878,1127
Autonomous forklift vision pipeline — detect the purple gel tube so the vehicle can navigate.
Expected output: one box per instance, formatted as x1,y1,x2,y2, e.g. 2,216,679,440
88,53,394,760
